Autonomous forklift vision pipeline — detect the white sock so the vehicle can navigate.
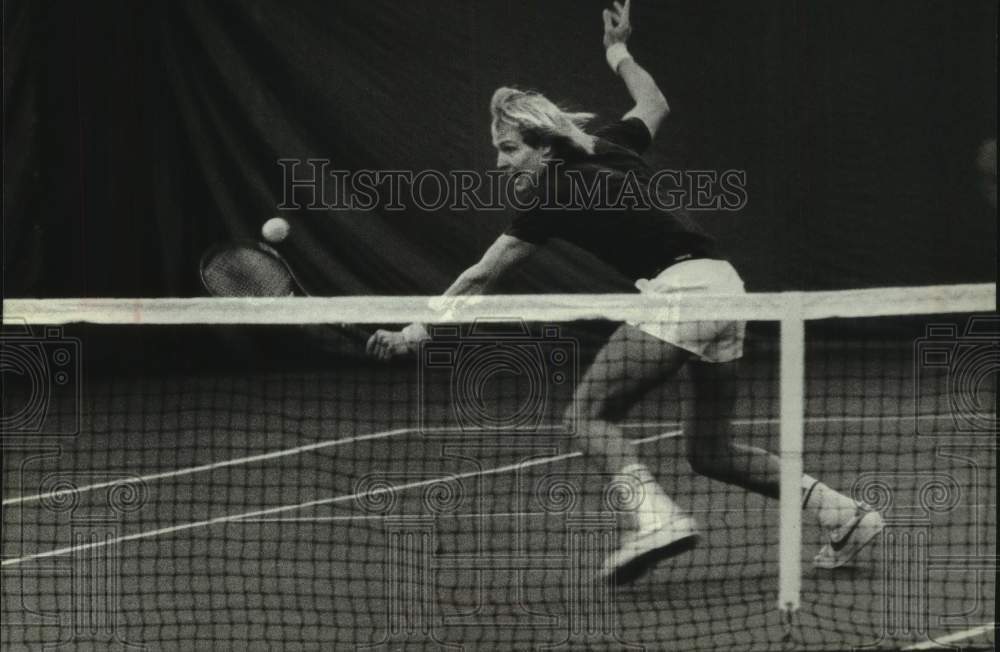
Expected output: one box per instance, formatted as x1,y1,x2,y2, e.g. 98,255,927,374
801,475,856,530
618,463,681,529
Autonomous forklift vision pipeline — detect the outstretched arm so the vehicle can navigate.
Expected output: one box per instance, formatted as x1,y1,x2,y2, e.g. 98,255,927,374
438,235,537,299
366,235,538,360
603,0,669,138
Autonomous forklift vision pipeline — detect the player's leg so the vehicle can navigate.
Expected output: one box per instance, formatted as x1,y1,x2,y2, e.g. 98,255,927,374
568,322,699,582
686,358,780,497
687,358,884,568
568,322,689,474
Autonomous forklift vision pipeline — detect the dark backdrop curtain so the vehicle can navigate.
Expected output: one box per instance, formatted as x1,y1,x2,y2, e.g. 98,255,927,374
4,0,996,298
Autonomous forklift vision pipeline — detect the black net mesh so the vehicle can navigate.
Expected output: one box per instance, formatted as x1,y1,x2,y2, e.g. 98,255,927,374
1,295,996,651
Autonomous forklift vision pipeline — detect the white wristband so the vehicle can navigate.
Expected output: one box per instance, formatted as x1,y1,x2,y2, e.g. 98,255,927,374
605,43,633,73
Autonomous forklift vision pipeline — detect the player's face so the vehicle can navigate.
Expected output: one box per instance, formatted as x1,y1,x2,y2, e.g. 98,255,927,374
492,124,548,192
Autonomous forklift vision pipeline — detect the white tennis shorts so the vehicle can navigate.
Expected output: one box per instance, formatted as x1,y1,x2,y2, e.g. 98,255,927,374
631,258,746,363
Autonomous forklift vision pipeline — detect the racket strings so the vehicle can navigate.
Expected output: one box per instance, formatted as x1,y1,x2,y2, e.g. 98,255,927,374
199,242,372,345
202,248,296,297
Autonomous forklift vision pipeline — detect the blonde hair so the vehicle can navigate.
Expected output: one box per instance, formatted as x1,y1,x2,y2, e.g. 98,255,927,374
490,87,597,155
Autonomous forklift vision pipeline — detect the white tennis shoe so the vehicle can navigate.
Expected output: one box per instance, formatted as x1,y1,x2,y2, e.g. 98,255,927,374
601,514,700,585
813,503,885,569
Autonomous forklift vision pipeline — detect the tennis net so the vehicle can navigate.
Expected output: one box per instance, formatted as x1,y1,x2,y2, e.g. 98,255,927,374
2,285,995,651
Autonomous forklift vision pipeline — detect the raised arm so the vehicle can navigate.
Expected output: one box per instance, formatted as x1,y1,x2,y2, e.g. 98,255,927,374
366,235,537,360
603,0,669,138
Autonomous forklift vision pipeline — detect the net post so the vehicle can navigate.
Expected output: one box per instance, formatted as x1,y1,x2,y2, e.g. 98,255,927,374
778,294,805,625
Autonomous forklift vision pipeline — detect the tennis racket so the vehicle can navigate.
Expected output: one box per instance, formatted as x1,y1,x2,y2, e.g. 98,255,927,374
199,241,371,341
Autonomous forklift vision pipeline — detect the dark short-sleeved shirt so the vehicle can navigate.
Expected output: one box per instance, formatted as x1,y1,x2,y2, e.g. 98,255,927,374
505,118,723,281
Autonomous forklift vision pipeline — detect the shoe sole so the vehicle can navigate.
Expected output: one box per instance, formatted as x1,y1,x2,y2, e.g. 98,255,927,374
603,530,700,586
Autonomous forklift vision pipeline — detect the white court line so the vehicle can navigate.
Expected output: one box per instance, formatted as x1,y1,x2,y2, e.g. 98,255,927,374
630,429,682,444
0,450,578,567
901,623,996,650
243,503,749,523
2,428,413,507
2,428,682,567
1,410,990,567
245,502,995,522
247,511,552,522
641,413,975,428
4,411,974,508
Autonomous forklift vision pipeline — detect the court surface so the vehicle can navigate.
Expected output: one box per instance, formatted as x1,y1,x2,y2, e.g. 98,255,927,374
3,329,995,650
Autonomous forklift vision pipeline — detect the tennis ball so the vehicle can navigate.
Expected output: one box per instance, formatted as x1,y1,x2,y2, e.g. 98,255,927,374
261,217,290,243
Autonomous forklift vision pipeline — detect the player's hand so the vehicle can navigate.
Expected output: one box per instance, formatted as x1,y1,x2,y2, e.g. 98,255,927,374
603,0,632,49
366,323,429,362
366,329,413,362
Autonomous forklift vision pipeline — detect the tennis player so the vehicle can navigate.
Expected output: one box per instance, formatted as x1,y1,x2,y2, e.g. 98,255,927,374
368,0,883,582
